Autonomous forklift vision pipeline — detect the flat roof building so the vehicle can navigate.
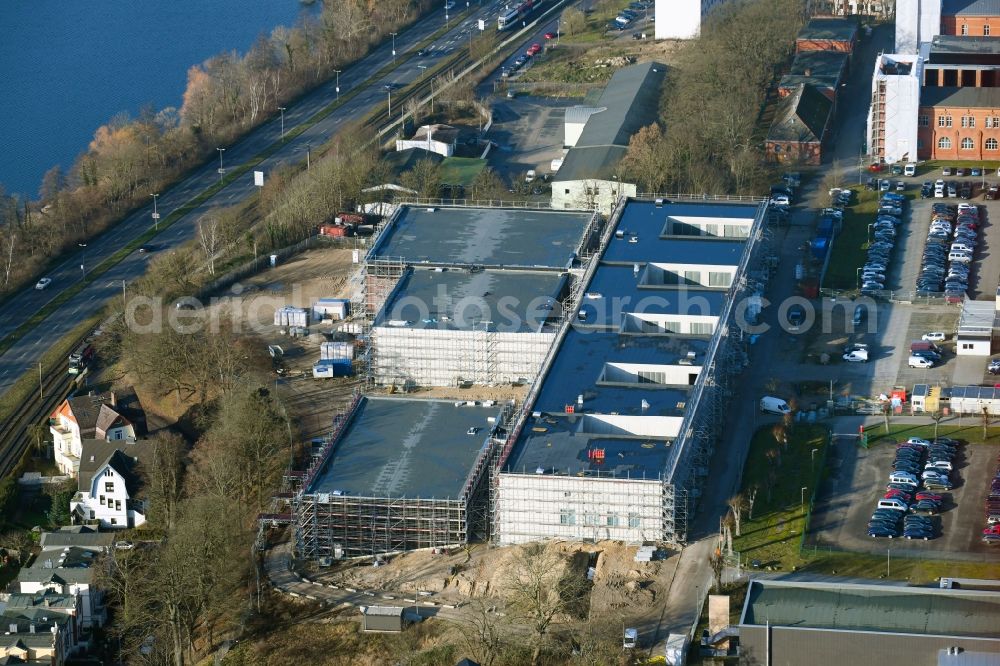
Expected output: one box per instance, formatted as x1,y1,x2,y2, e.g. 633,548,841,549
296,396,506,557
493,198,769,546
738,579,1000,665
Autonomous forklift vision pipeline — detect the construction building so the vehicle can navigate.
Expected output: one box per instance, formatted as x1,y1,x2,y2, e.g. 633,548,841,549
552,62,665,213
738,579,1000,665
492,199,771,546
654,0,729,38
868,53,924,164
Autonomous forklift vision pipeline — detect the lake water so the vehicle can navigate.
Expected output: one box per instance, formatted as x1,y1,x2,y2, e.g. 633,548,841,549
0,1,311,198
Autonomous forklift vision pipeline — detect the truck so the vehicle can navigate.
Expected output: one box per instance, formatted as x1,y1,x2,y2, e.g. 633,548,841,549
665,633,690,665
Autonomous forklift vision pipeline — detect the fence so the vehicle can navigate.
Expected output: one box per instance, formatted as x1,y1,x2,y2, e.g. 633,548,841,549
636,192,766,203
797,426,834,554
818,286,956,305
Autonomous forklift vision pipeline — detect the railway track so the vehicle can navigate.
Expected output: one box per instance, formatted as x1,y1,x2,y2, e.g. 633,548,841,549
0,361,76,478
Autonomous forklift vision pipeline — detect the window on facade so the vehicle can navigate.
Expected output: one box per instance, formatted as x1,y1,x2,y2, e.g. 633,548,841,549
962,116,975,128
708,271,732,287
658,320,681,333
104,482,113,493
918,115,929,127
628,514,641,529
962,24,969,34
962,137,974,149
723,224,747,237
938,115,953,127
559,509,576,526
938,136,952,149
986,24,992,35
705,224,718,236
115,501,121,511
689,322,714,336
988,138,999,150
89,511,95,520
99,496,105,506
683,270,701,284
994,117,1000,128
105,469,112,476
584,513,598,526
606,514,620,527
110,518,117,525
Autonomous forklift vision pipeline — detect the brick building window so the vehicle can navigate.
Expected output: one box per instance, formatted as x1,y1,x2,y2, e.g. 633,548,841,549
962,24,969,35
918,115,929,127
986,24,992,36
961,137,974,149
938,115,952,127
992,117,1000,128
939,137,952,149
962,116,975,128
988,138,999,150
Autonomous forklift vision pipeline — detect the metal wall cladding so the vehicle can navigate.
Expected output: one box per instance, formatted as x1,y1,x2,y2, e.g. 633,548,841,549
274,307,309,327
320,342,354,360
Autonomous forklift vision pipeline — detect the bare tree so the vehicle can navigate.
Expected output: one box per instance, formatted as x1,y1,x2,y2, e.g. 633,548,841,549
708,547,725,593
197,215,222,276
727,493,745,536
459,599,508,666
931,410,944,440
2,233,15,288
746,485,759,520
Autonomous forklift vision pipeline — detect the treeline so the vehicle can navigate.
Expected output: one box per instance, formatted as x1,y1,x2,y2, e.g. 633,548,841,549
620,0,807,194
0,0,434,295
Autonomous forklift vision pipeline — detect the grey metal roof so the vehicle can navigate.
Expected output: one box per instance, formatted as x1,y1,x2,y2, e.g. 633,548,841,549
921,86,1000,108
741,580,1000,639
373,206,595,269
307,397,501,499
797,17,858,42
77,440,149,496
553,61,665,182
39,526,112,551
565,106,605,126
375,267,566,332
943,0,1000,15
578,267,728,327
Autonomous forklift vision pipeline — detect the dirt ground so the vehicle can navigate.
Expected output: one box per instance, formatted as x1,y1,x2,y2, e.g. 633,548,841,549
310,540,677,620
378,384,530,403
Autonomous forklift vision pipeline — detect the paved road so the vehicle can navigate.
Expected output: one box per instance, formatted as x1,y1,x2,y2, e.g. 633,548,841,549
0,1,519,392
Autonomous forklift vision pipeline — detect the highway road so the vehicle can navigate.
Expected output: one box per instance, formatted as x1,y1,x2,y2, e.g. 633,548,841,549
0,1,523,394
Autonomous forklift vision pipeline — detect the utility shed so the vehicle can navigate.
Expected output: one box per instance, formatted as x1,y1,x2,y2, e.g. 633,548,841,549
362,605,407,632
956,298,996,356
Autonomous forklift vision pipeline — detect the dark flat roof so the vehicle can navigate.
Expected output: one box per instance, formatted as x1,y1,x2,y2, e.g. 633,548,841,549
930,34,1000,56
307,397,501,499
921,86,1000,108
372,206,594,268
797,17,858,42
602,234,747,266
791,50,850,78
579,267,727,327
741,580,1000,639
943,0,1000,16
375,267,566,332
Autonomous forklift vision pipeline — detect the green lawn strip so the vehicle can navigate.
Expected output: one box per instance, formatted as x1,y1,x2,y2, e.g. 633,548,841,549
798,549,1000,584
915,160,1000,178
824,187,880,290
559,6,627,44
0,316,101,429
0,13,477,359
732,424,830,570
862,422,1000,447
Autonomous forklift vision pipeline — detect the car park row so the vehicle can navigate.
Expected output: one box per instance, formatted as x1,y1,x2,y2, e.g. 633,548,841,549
984,458,1000,545
914,202,979,303
851,188,906,296
868,437,962,540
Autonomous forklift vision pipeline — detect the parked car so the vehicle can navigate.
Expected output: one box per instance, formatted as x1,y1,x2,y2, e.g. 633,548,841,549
922,331,947,342
943,166,953,176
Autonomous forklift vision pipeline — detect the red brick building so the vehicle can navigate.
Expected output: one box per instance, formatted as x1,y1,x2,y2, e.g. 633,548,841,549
795,18,859,57
918,87,1000,159
940,0,1000,36
766,84,835,165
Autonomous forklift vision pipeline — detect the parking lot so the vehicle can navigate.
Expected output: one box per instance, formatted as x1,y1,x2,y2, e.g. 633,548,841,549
485,96,572,184
808,434,1000,559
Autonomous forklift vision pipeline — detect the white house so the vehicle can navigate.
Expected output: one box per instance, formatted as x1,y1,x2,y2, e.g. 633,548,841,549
552,63,665,213
70,441,150,530
395,124,459,158
655,0,730,39
50,390,145,477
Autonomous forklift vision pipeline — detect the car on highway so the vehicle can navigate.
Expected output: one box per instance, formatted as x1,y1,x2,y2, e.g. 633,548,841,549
526,43,542,56
35,277,52,290
544,31,556,39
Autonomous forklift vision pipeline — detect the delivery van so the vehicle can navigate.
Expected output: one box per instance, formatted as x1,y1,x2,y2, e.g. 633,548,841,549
760,396,792,415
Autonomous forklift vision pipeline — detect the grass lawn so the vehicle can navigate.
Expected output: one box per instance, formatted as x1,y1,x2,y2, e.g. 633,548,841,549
734,421,1000,583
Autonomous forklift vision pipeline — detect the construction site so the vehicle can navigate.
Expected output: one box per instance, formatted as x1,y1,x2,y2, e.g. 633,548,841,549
278,198,773,560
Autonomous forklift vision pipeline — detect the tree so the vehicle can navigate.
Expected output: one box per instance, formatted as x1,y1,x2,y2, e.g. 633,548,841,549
197,215,223,276
142,431,187,531
459,599,508,666
984,407,991,440
727,493,745,536
470,167,508,201
27,422,49,455
503,543,591,666
44,479,75,527
746,485,759,520
561,6,586,35
400,158,443,199
708,547,725,593
931,410,944,440
0,530,32,565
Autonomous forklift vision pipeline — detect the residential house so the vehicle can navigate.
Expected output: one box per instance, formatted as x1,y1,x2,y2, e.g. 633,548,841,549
1,591,81,651
766,84,834,165
50,389,145,477
70,440,150,529
551,62,666,213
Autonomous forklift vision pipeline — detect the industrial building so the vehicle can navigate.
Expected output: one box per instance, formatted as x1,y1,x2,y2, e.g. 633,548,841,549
493,199,770,546
551,63,665,213
294,396,513,558
654,0,729,39
738,579,1000,665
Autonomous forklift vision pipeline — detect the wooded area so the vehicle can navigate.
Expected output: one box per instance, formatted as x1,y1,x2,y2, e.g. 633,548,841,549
620,0,807,194
0,0,434,296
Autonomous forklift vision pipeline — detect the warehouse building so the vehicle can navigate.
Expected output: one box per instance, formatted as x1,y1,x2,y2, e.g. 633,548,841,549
493,198,769,546
295,396,512,558
738,579,1000,665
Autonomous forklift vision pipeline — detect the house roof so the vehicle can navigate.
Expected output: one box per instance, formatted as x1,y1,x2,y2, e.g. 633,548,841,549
790,50,850,79
38,526,113,551
929,34,1000,57
94,404,125,436
797,17,858,42
77,440,150,496
16,565,94,586
942,0,1000,16
4,592,76,613
56,388,145,438
565,106,605,125
554,61,665,183
767,84,833,144
411,124,460,145
921,85,1000,108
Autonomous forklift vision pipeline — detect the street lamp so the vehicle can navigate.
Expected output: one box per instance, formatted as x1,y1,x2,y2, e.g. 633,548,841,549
334,70,341,100
217,147,226,181
391,32,398,62
417,64,427,79
78,243,87,279
385,84,392,118
278,107,286,140
811,447,818,474
801,486,808,507
150,193,160,230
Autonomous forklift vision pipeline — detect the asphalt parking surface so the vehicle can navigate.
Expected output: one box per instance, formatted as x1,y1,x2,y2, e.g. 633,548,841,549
487,96,572,182
808,435,1000,560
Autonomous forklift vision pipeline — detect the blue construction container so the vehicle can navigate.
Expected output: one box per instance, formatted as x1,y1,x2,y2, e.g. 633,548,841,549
811,236,830,260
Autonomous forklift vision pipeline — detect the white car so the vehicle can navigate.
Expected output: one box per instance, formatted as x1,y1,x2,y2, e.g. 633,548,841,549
925,460,953,471
904,163,917,176
843,350,869,363
770,194,791,206
909,355,934,368
35,277,52,290
907,438,931,446
922,469,949,481
922,332,947,342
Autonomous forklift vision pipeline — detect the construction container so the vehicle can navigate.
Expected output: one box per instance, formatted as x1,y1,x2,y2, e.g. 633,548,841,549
319,224,351,238
274,306,309,327
320,341,354,360
313,358,353,378
313,298,350,321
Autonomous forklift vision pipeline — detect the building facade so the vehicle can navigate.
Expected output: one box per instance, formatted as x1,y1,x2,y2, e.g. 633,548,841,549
917,87,1000,159
70,443,149,529
654,0,728,39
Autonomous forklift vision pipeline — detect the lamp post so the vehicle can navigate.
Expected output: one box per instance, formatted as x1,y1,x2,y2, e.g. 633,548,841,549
386,85,392,118
334,70,341,100
278,107,286,140
78,243,87,279
811,447,818,474
391,32,398,62
306,143,311,171
417,64,427,79
217,147,226,181
801,486,808,508
150,193,160,230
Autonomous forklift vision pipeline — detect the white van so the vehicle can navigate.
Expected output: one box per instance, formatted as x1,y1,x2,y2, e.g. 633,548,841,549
888,473,918,487
908,355,934,368
904,163,917,176
877,498,908,511
949,250,973,263
950,242,974,254
760,396,791,415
